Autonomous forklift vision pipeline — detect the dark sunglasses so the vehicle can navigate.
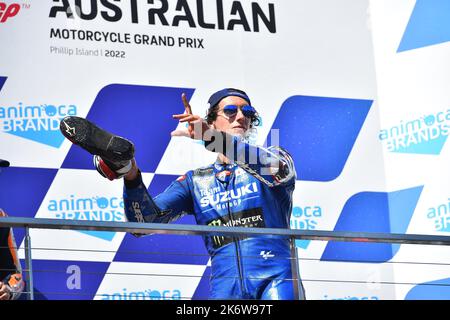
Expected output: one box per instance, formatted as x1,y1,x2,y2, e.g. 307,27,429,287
222,105,257,118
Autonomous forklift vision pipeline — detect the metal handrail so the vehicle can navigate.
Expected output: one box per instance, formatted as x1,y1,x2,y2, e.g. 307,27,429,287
1,217,450,245
2,216,450,301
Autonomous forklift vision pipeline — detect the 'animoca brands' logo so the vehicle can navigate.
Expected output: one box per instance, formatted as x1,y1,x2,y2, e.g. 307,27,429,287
0,77,78,148
47,194,125,241
378,109,450,155
0,102,78,148
426,197,450,232
100,288,182,300
290,205,323,250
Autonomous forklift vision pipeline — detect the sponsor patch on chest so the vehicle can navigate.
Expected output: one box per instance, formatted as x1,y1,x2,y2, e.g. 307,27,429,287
199,182,259,208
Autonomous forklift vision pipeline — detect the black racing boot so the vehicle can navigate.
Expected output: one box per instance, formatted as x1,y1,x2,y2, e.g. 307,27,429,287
60,116,135,180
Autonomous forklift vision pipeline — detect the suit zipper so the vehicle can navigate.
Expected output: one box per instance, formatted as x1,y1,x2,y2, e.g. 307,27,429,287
225,173,247,297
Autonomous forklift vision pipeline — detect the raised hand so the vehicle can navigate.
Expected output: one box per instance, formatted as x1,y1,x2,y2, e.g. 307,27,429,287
171,93,210,140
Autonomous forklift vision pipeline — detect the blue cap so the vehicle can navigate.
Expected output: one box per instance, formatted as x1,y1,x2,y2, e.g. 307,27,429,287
207,88,251,109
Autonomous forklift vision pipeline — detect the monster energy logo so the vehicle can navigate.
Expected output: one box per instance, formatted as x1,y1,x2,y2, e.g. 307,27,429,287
207,208,265,248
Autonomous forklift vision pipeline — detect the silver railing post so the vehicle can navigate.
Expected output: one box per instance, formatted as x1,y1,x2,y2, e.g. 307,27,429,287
24,227,34,300
289,237,305,300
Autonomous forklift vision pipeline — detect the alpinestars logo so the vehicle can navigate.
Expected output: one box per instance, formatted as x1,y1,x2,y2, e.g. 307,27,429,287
378,109,450,155
61,119,76,137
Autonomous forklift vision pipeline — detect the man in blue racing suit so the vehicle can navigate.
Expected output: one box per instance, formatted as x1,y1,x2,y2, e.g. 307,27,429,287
60,88,305,300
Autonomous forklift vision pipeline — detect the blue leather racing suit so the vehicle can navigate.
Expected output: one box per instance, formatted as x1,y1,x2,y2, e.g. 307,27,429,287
123,133,305,299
